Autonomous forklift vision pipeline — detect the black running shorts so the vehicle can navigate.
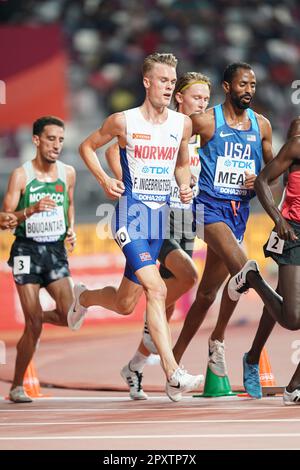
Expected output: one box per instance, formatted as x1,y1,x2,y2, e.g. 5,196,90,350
8,237,70,286
264,219,300,266
159,208,195,279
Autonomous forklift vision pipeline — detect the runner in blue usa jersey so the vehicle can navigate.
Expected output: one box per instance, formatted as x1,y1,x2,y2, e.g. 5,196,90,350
68,53,203,402
172,63,274,378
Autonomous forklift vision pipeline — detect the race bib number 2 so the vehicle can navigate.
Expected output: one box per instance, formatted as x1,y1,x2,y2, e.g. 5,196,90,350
13,256,30,275
266,231,284,254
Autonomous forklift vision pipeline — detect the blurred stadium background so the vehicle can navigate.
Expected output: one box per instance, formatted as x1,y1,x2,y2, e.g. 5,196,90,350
1,0,300,333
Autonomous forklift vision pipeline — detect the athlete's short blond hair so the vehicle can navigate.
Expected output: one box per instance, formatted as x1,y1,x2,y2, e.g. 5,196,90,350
174,72,211,110
142,53,178,76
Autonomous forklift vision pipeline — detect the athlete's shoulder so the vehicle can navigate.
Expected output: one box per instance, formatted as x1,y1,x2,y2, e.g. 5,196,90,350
191,108,214,136
63,163,76,185
6,165,27,193
254,112,272,132
63,163,76,175
203,107,215,121
10,165,27,182
194,107,214,122
104,111,126,131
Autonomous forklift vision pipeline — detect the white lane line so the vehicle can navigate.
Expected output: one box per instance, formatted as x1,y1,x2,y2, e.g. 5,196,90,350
0,406,294,413
1,418,300,426
1,396,241,402
1,395,284,402
1,433,300,441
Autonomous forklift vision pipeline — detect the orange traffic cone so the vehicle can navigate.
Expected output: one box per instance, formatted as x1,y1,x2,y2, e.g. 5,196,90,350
259,347,276,387
23,361,49,398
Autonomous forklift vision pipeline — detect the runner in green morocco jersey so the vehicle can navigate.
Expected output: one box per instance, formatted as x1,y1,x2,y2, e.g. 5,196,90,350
3,116,76,404
14,160,69,242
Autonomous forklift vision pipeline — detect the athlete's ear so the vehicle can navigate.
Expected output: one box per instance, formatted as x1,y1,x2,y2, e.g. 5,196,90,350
32,134,40,146
175,92,183,105
222,81,230,94
143,75,151,89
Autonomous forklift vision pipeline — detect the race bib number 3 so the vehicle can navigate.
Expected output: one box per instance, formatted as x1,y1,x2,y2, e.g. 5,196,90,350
266,231,284,254
13,256,30,275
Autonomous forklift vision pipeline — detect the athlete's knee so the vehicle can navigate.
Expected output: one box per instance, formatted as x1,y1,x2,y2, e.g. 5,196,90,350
25,315,43,338
178,262,198,289
283,312,300,331
144,279,167,302
115,297,136,316
55,300,69,324
195,285,219,308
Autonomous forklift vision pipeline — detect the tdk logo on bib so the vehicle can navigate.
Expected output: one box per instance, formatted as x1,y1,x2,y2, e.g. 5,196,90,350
214,157,256,196
142,166,169,175
224,159,254,170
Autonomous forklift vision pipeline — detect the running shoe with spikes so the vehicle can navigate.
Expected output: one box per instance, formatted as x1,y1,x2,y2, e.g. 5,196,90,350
166,366,204,402
208,337,227,377
142,320,158,354
228,260,260,302
67,283,87,331
9,386,32,403
243,353,262,399
121,363,148,400
283,388,300,405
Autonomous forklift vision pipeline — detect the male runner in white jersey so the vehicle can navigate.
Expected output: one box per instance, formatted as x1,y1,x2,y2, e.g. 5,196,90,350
3,116,76,403
106,72,211,399
68,53,203,401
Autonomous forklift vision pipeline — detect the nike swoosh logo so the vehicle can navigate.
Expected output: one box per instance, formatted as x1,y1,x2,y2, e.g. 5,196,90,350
169,382,181,389
30,185,44,192
220,131,234,138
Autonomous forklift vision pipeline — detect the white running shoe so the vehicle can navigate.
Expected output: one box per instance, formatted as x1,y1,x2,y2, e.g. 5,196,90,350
142,320,158,354
283,388,300,405
227,260,260,302
166,367,204,402
208,337,227,377
121,364,148,400
67,283,87,331
9,386,32,403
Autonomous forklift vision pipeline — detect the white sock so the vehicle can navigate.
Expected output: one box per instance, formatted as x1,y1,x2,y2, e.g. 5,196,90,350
129,351,148,372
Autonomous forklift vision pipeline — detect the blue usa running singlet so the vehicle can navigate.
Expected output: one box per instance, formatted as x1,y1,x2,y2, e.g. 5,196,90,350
198,104,263,202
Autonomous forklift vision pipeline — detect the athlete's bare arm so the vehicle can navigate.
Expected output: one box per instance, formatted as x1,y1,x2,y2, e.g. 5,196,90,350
65,165,76,252
105,142,122,180
191,109,215,147
255,136,300,240
3,167,56,222
258,115,274,165
174,115,193,204
242,115,273,190
79,113,125,199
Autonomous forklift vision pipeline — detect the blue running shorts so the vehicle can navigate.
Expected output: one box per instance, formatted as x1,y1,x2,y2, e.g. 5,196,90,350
112,194,169,284
193,192,250,243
